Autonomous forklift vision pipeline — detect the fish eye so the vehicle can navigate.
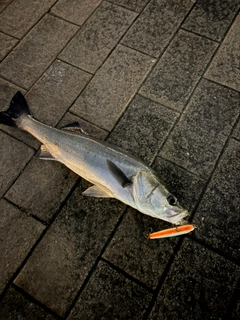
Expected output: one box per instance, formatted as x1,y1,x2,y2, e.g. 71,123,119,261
167,195,177,206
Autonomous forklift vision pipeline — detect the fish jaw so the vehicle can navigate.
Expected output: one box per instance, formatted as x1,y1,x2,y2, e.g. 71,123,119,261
164,208,189,225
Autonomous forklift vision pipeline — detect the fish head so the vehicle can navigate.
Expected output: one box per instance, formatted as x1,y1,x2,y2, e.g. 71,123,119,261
132,170,189,224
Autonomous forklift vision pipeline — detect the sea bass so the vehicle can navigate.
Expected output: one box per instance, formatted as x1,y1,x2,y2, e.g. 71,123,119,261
0,92,189,224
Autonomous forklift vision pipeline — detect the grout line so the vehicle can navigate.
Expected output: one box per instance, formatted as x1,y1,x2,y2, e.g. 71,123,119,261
49,1,144,131
48,12,84,28
11,283,63,320
188,110,240,225
57,57,94,75
0,0,59,41
202,77,240,94
1,0,101,95
63,207,128,319
224,277,240,320
101,257,154,293
188,235,240,267
137,92,183,113
54,76,93,129
143,236,185,319
180,27,220,43
106,0,152,14
104,0,198,140
144,231,240,320
137,6,240,314
0,76,26,92
0,30,19,40
0,74,28,90
152,154,208,182
1,151,35,198
120,42,157,59
231,136,240,142
0,176,81,304
153,42,220,156
24,17,81,95
3,198,48,226
67,110,110,133
0,0,14,14
0,127,38,150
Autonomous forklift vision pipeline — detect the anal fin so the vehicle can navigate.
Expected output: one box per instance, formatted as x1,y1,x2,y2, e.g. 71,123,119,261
36,145,55,161
82,185,113,198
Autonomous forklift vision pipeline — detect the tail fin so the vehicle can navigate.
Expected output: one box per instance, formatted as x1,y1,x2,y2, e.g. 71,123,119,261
0,91,30,127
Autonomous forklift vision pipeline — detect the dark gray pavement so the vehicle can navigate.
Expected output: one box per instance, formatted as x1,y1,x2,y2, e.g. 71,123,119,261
0,1,240,319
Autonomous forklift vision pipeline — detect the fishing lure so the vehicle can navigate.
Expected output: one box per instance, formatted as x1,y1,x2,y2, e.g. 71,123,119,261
148,224,195,239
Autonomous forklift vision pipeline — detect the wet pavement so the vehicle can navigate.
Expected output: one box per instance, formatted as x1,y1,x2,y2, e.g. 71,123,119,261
0,1,240,319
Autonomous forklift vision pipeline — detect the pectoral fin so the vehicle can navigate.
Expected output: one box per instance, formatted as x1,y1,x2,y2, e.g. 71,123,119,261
82,185,113,198
60,121,89,135
36,145,55,160
106,160,132,188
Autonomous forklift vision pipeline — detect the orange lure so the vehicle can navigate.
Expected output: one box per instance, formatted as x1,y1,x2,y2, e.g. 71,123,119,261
148,224,195,239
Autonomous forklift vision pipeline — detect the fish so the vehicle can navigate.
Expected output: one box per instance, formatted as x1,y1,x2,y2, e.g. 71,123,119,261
0,91,189,225
148,224,195,239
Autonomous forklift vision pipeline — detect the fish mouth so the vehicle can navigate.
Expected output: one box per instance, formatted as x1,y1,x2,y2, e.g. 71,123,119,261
165,209,189,225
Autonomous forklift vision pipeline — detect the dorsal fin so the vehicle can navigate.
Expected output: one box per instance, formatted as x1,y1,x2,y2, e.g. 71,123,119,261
106,160,132,188
60,121,89,135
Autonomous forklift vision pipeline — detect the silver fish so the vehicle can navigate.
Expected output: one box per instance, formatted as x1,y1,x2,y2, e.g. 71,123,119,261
0,92,189,224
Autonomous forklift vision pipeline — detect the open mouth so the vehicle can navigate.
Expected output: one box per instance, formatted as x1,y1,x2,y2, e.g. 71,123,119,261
166,209,189,224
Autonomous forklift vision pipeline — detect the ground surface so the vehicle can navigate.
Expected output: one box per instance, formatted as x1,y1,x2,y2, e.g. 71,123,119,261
0,1,240,319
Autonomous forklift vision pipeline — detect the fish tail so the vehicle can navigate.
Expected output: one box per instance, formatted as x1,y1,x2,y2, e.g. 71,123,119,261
0,91,31,128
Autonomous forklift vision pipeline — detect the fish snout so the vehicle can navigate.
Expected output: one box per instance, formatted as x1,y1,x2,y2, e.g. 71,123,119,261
165,208,189,225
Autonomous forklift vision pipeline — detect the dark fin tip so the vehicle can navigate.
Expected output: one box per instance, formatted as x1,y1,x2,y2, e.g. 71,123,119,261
0,91,30,127
60,121,89,135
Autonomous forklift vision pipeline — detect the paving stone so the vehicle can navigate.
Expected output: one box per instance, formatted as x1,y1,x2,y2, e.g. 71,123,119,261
103,159,205,289
5,156,78,223
0,287,57,320
0,0,56,39
26,60,91,126
107,94,179,164
51,0,102,25
14,180,125,317
192,139,240,260
122,0,195,57
60,1,137,74
160,79,240,178
205,14,240,92
0,78,26,107
58,112,108,140
0,131,34,198
70,45,155,131
233,118,240,140
0,0,13,13
149,238,240,319
0,32,18,61
103,208,180,290
0,14,78,89
67,260,152,320
0,199,45,294
109,0,149,12
140,29,218,111
183,0,240,41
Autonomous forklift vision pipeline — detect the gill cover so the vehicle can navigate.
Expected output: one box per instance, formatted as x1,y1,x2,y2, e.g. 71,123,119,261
132,170,168,218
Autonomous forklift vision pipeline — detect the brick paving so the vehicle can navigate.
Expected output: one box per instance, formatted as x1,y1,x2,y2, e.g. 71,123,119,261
0,1,240,319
